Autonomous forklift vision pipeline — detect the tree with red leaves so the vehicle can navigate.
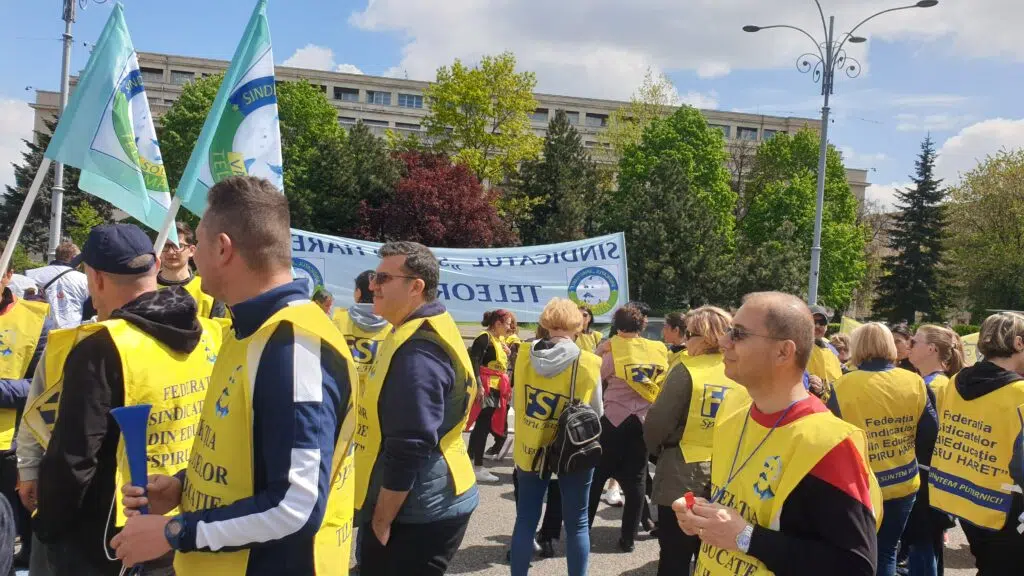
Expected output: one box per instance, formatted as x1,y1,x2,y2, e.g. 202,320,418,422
360,152,517,248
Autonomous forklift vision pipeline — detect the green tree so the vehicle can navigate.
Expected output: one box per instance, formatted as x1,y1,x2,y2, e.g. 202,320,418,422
602,69,679,161
610,106,737,310
740,129,865,310
513,110,600,244
946,149,1024,315
423,52,541,184
734,221,806,298
67,202,106,248
875,137,950,322
0,118,114,255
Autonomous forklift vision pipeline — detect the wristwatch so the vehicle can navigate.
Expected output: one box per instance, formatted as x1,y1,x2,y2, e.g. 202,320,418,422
736,524,754,554
165,515,185,550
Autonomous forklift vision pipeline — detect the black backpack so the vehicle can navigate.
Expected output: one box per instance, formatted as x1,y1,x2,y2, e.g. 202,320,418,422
536,357,603,477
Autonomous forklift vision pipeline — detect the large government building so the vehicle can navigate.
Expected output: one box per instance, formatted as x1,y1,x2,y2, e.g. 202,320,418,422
31,51,869,201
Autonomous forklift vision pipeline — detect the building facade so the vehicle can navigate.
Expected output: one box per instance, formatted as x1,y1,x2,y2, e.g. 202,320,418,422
30,51,868,201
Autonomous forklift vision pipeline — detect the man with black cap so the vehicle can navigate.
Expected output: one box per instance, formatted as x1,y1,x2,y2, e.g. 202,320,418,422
32,223,223,576
807,305,842,392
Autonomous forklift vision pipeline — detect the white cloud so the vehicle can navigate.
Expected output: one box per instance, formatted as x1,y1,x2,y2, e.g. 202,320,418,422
679,90,719,110
890,94,969,108
281,44,363,74
0,99,34,197
347,0,1020,101
895,113,974,132
936,118,1024,184
866,181,911,213
840,146,887,168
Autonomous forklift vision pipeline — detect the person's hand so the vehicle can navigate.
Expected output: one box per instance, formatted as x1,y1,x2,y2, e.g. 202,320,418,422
687,500,751,551
16,480,37,512
372,519,391,546
807,375,826,399
109,514,172,567
671,495,709,536
122,474,182,517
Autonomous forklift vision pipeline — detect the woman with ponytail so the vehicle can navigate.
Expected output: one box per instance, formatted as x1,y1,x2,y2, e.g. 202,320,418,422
910,325,966,400
467,309,513,482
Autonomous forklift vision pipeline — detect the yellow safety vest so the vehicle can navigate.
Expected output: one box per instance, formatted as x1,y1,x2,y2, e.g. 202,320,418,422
574,331,602,354
609,335,668,402
832,367,926,500
175,302,358,575
695,401,882,576
23,317,222,526
354,310,476,511
158,275,219,320
668,347,688,371
512,342,601,472
504,334,523,349
0,298,48,450
929,374,1024,530
481,332,509,392
807,344,843,385
925,373,950,407
677,353,748,464
331,308,390,385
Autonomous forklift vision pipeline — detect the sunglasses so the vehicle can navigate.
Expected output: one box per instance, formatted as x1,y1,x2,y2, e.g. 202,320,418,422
813,317,828,327
726,325,787,342
684,330,702,340
368,271,420,286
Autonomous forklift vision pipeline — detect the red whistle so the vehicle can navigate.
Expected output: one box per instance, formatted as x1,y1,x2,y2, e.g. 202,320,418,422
684,491,695,510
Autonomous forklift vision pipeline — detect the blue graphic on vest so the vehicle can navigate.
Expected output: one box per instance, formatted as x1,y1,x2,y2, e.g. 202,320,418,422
204,339,218,364
626,364,664,385
0,330,14,357
345,336,380,365
753,455,783,500
700,384,730,419
524,385,569,421
216,365,241,418
38,389,61,427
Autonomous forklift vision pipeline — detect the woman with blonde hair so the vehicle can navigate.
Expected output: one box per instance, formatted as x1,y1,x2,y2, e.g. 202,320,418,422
909,325,965,399
644,305,746,575
827,323,937,576
510,298,603,575
929,312,1024,574
830,333,853,369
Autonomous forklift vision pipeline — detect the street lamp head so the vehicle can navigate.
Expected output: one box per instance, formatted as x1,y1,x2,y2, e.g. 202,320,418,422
742,25,761,32
916,0,938,7
848,36,867,43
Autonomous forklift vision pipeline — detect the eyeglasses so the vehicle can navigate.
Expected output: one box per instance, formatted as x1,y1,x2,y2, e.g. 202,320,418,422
162,243,193,253
813,317,828,327
368,271,420,286
725,325,788,342
684,330,702,340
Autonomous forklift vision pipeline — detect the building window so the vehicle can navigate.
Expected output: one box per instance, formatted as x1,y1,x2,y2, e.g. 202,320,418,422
334,87,359,102
737,127,758,141
169,70,194,85
339,116,357,125
395,122,421,130
366,91,391,106
708,124,731,139
362,119,389,127
560,110,580,125
763,129,779,140
140,67,164,84
397,94,423,109
585,113,608,128
318,84,328,93
529,108,549,123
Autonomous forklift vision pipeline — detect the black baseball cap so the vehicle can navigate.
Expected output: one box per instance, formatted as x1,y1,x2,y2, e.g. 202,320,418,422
71,224,156,274
809,305,829,319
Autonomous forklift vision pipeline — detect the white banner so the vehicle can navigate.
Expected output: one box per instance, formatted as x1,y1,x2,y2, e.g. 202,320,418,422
290,228,629,323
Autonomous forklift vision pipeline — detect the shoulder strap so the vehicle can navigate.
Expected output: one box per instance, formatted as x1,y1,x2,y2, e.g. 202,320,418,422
41,267,75,292
568,354,581,402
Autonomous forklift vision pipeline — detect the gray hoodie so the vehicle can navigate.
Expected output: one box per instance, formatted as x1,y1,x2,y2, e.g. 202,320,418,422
527,338,603,416
347,303,389,333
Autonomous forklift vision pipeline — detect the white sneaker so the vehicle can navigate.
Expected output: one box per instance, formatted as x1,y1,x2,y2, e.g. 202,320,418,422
602,486,624,507
475,467,500,482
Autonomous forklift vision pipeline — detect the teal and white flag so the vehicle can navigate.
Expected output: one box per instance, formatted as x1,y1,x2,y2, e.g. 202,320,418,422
44,3,175,242
178,0,282,217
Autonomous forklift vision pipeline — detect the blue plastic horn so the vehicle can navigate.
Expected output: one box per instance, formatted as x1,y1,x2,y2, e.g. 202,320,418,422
111,404,152,515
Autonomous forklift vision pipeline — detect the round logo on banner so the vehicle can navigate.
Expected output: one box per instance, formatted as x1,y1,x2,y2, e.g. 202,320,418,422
568,266,619,316
291,257,324,290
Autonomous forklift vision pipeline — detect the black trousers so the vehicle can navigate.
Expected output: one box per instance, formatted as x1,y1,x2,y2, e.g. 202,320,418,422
513,469,563,540
962,520,1024,576
0,451,29,562
656,505,699,576
359,514,471,576
587,415,647,544
468,406,504,466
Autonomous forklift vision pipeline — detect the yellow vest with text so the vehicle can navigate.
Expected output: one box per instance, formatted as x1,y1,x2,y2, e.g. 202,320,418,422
929,374,1024,530
24,317,222,526
677,353,748,464
695,402,882,576
807,344,843,385
574,331,602,354
832,367,925,499
513,342,601,472
353,310,476,511
610,335,668,402
174,302,358,575
0,298,48,450
331,307,390,386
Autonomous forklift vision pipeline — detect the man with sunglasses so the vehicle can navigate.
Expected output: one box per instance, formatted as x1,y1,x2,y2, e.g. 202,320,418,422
806,305,842,394
674,292,882,576
158,222,227,320
353,242,478,576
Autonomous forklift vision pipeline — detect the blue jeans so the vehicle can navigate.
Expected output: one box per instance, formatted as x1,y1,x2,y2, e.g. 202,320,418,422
907,536,938,576
878,494,916,576
512,468,593,576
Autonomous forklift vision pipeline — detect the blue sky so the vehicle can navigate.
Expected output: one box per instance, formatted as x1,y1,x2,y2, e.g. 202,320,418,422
2,0,1022,211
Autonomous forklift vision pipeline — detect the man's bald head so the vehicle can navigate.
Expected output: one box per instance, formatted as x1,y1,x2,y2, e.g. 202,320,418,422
742,292,814,369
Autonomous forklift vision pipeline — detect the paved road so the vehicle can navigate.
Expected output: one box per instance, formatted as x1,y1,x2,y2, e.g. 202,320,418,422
443,452,979,576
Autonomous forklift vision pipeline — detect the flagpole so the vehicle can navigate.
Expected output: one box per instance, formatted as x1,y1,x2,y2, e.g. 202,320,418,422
1,158,53,278
153,196,183,250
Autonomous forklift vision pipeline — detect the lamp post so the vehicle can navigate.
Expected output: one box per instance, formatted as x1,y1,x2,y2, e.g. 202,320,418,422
743,0,938,306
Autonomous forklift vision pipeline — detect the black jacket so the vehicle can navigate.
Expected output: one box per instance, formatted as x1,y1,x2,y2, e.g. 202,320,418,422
35,287,201,572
